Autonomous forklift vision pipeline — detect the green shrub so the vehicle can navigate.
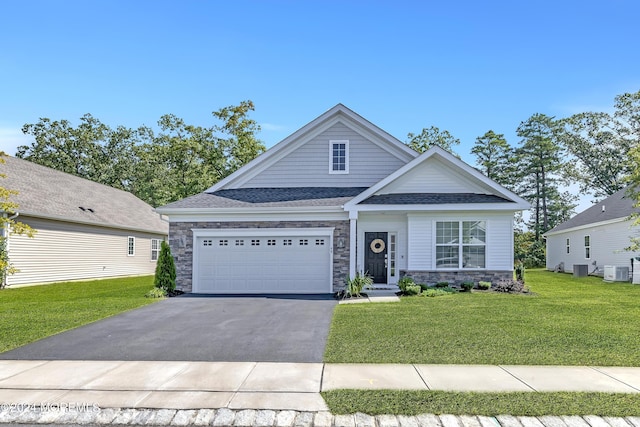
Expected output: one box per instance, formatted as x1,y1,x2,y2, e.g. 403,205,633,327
419,283,430,291
345,272,373,298
145,287,166,298
404,284,422,296
435,281,449,288
478,281,491,290
515,262,526,283
461,281,474,292
422,288,455,297
397,276,415,292
493,280,527,293
154,241,176,292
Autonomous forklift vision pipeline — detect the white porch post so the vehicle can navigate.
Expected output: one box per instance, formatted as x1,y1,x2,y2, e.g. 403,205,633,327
349,211,357,278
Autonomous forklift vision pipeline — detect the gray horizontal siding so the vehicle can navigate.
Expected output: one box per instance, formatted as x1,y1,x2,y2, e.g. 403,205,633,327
7,217,165,286
241,123,408,187
381,157,489,194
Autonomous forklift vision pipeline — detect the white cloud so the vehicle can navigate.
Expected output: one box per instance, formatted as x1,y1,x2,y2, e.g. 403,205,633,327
260,122,287,132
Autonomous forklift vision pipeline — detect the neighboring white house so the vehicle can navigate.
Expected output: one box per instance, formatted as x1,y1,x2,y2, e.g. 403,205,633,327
544,187,640,275
156,104,529,294
1,156,169,286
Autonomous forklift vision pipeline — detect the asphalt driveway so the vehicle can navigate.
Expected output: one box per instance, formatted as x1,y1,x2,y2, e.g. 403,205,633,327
0,294,337,362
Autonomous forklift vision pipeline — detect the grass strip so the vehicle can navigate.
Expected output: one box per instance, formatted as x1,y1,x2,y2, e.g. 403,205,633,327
0,276,157,353
322,389,640,416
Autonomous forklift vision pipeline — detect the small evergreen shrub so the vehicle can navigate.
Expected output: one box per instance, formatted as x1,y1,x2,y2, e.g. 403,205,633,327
419,283,430,291
461,281,474,292
404,284,422,296
422,288,455,297
478,281,491,290
154,241,176,293
145,287,167,298
397,276,415,293
435,281,449,288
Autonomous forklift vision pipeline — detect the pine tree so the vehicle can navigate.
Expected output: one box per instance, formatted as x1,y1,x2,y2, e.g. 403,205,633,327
154,240,176,292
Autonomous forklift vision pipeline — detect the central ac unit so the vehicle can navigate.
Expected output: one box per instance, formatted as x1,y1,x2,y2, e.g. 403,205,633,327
604,265,629,282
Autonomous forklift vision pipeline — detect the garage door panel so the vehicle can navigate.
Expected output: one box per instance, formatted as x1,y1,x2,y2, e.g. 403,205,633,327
195,232,331,294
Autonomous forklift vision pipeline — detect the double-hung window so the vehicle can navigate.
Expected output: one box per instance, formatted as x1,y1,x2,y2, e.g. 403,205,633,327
584,235,591,259
329,140,348,174
436,221,486,269
151,239,160,261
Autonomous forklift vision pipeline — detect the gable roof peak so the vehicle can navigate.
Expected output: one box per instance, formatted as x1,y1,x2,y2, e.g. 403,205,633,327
206,104,417,192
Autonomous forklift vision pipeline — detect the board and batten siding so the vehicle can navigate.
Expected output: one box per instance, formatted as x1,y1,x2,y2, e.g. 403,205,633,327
240,123,408,188
380,157,492,195
7,216,165,286
407,212,514,271
546,219,640,272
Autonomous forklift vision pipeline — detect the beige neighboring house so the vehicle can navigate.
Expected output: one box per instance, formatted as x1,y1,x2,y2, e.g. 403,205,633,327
0,156,168,287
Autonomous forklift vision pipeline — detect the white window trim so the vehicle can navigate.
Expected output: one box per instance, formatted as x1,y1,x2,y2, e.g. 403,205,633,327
329,140,349,174
584,235,591,259
151,239,160,261
127,236,135,257
434,220,487,270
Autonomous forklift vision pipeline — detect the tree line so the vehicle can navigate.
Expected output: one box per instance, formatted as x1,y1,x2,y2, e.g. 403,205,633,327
11,90,640,267
16,100,265,208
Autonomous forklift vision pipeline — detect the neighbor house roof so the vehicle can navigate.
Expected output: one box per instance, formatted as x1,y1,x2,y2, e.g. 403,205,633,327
158,187,369,209
545,187,639,235
1,156,168,235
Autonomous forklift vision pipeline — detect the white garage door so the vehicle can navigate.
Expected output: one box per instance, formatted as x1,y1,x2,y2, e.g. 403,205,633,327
193,228,333,294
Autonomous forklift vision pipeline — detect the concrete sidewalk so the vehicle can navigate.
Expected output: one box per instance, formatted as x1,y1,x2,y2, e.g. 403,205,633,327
1,360,639,413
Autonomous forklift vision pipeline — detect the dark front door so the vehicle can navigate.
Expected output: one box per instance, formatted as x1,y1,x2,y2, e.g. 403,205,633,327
365,232,388,284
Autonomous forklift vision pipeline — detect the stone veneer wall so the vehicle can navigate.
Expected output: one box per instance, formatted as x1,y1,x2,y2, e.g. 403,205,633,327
169,220,350,293
400,270,513,286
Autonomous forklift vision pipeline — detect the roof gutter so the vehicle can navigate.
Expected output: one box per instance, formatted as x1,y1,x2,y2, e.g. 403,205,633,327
16,210,168,236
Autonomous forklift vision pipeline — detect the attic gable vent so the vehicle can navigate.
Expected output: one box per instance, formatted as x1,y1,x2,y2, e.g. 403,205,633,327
602,205,606,212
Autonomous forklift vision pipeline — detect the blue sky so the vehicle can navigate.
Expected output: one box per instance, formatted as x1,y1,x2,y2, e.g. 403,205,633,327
1,1,638,209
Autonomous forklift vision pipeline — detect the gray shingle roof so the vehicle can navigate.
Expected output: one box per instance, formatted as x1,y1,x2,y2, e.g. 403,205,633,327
1,156,168,235
545,187,639,234
159,187,369,209
359,193,514,205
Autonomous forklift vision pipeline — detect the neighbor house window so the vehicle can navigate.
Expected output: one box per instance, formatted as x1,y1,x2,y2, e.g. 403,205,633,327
566,238,570,254
584,235,590,259
151,239,160,261
329,140,349,174
128,236,135,256
435,221,486,269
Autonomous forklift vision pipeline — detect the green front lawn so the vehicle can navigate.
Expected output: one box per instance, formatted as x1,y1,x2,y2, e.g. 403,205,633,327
0,276,158,353
324,270,640,366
